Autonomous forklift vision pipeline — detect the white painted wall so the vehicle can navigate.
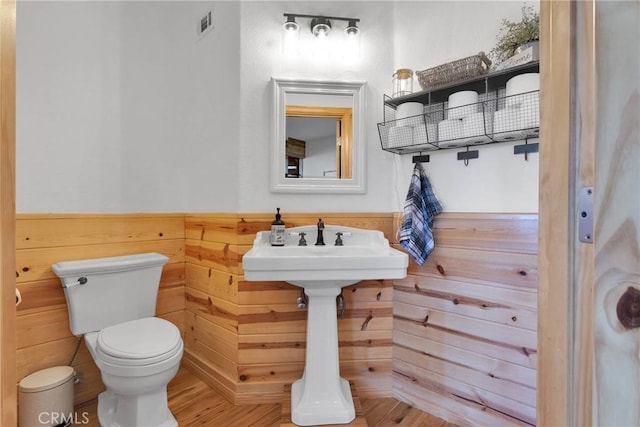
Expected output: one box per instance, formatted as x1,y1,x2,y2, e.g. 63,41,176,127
304,136,337,178
117,2,241,213
17,2,124,212
17,1,240,212
17,1,539,214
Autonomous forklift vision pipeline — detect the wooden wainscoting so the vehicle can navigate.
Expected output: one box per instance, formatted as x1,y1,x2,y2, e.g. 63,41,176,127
15,214,186,406
391,213,538,427
13,210,538,424
183,213,396,405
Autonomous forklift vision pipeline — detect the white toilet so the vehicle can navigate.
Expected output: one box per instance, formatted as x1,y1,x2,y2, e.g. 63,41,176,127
52,252,183,427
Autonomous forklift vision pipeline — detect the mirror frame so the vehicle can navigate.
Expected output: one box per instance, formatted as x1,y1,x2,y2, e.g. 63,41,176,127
271,78,366,194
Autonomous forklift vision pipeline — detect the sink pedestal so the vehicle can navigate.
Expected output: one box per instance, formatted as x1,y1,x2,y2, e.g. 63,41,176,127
291,285,355,426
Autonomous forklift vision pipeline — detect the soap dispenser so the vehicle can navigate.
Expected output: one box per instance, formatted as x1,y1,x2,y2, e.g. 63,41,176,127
270,208,286,246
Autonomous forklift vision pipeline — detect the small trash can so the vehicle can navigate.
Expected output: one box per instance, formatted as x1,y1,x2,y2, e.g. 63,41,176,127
19,366,74,427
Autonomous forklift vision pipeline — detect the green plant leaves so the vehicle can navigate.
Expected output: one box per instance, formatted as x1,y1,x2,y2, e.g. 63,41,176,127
490,5,540,66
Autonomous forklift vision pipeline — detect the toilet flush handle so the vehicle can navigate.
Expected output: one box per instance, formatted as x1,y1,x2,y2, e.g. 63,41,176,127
63,277,88,289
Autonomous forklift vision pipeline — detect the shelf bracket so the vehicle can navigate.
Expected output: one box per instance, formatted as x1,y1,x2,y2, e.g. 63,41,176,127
457,147,479,166
514,139,539,161
412,154,430,163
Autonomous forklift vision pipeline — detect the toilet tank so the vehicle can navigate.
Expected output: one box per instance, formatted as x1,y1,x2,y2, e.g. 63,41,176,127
52,253,170,335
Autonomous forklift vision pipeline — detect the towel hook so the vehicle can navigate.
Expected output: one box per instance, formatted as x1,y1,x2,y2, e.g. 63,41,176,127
412,152,430,164
457,146,479,166
513,138,539,161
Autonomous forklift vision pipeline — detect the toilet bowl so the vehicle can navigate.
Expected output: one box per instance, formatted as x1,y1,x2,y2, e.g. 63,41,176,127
85,318,183,427
52,253,181,427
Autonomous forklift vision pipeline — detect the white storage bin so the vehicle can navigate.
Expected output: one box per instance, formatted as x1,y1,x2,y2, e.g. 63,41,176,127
19,366,74,427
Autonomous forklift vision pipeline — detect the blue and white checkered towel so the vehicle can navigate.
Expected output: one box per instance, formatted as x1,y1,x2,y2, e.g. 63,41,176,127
399,163,443,265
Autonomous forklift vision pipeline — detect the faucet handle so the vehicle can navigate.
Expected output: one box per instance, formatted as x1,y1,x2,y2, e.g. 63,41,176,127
334,232,344,246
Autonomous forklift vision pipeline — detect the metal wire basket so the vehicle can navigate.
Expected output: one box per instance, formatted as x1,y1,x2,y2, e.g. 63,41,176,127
416,52,492,91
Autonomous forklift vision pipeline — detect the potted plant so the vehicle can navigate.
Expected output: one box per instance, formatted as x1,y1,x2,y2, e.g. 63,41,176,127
490,5,540,66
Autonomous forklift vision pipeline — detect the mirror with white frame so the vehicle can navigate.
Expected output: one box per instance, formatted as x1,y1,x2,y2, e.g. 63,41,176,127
271,78,366,194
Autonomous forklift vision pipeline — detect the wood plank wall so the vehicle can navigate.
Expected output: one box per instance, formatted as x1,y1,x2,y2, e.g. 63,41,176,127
13,211,538,425
391,213,538,427
183,213,396,405
15,214,186,406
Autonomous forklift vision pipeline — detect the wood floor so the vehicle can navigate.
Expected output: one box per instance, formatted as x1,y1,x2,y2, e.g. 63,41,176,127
76,366,457,426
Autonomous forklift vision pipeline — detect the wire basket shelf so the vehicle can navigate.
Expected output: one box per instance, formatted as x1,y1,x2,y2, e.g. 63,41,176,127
378,90,539,154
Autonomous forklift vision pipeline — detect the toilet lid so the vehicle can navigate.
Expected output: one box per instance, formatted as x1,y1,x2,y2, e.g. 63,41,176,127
97,317,181,361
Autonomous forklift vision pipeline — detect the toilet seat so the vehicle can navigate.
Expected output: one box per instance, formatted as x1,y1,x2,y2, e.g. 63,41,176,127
96,317,182,367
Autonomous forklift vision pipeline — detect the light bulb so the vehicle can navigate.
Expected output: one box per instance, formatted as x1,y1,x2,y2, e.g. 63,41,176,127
311,18,332,38
345,20,359,36
283,16,298,32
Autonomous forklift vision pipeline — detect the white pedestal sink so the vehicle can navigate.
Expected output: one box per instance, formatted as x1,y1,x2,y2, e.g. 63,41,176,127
242,225,408,426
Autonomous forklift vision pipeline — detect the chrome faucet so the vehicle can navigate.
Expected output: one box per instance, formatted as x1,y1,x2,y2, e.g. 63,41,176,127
315,218,325,246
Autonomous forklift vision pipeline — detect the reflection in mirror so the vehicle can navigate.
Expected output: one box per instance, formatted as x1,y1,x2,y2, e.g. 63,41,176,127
272,78,366,194
285,106,352,179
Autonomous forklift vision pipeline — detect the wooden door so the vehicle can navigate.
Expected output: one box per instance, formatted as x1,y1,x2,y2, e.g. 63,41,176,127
591,1,639,424
0,0,17,425
539,1,640,425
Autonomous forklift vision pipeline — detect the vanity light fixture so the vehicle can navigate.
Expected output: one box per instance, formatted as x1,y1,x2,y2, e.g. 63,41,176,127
283,13,360,38
282,13,361,58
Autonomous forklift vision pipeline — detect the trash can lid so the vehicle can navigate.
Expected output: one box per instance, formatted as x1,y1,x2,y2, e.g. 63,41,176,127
19,366,74,393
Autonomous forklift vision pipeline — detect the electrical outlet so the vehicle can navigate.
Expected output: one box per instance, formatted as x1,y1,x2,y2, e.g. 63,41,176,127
198,10,213,38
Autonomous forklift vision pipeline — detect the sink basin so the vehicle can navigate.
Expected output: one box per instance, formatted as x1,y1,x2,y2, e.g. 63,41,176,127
242,224,408,426
242,225,408,288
